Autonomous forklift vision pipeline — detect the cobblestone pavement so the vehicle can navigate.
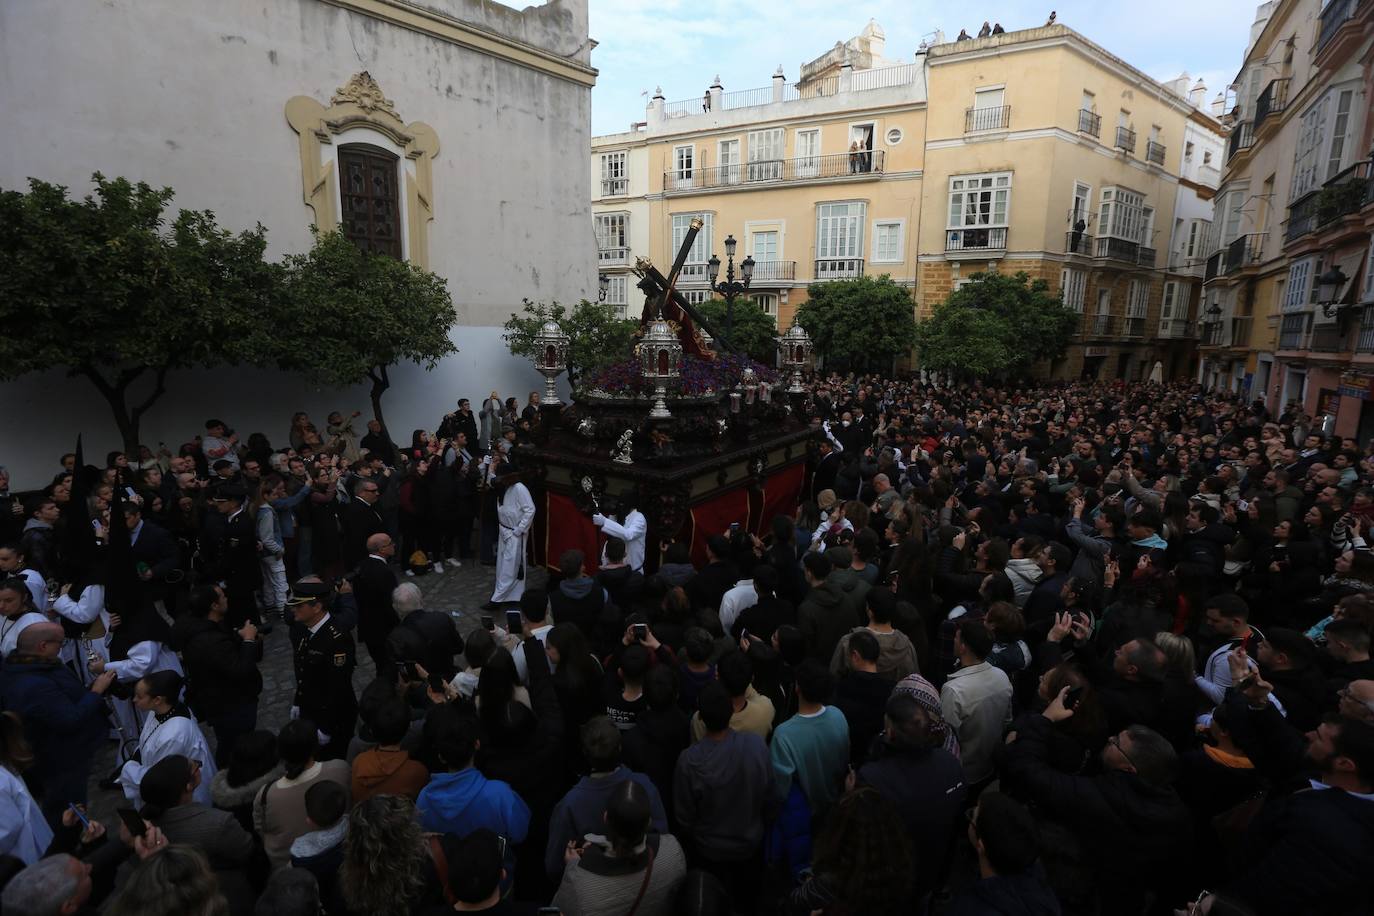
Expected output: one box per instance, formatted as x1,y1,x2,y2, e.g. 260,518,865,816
84,560,546,825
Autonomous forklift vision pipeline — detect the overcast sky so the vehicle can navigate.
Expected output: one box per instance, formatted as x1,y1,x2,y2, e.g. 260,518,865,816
587,0,1261,136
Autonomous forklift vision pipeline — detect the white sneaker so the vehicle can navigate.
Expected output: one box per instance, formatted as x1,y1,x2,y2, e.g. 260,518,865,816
448,558,462,567
433,561,444,573
405,569,416,578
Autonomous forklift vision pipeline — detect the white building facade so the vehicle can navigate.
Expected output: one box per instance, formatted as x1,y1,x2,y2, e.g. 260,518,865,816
0,0,597,485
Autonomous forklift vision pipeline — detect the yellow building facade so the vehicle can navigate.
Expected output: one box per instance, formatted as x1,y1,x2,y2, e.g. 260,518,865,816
592,21,1226,379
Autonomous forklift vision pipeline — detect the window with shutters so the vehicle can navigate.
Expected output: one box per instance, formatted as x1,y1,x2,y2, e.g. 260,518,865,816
604,275,629,319
816,202,866,259
1364,242,1374,304
1060,268,1086,312
718,139,741,185
747,128,785,181
1282,257,1315,312
796,129,820,178
672,145,695,189
872,220,904,263
595,213,629,264
948,173,1012,227
1098,187,1145,242
600,152,628,196
752,293,778,317
338,144,403,258
671,213,712,266
1126,279,1150,317
1326,89,1355,182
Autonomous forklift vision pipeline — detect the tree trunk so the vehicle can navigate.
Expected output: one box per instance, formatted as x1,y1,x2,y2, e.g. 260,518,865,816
367,364,391,436
79,365,169,458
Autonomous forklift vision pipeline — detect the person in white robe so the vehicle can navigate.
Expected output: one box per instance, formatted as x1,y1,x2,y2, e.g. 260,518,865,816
0,711,52,865
117,671,216,809
489,471,535,605
52,582,110,680
0,578,49,659
593,497,647,572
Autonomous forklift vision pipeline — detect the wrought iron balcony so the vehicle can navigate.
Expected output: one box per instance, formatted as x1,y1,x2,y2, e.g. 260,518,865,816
1358,308,1374,353
1310,324,1346,352
1201,321,1225,346
1077,109,1101,137
1227,122,1254,162
814,258,864,279
965,105,1011,132
600,178,628,197
1146,141,1166,166
1157,318,1195,339
1279,313,1310,350
1065,228,1094,255
664,149,885,191
1090,314,1115,336
1204,251,1221,282
1286,161,1372,242
946,226,1007,253
1122,317,1145,338
748,260,796,282
1115,126,1137,153
1254,78,1290,131
1318,0,1358,53
1137,246,1157,267
1094,235,1140,263
1220,233,1266,275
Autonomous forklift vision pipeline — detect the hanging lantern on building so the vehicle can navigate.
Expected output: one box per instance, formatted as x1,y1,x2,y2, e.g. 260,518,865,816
781,321,813,394
533,318,570,405
640,310,682,418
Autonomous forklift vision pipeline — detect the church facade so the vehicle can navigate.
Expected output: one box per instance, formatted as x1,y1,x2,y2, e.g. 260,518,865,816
0,0,597,485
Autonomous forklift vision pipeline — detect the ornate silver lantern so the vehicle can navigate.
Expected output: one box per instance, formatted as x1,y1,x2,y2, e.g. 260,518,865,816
533,319,569,406
781,320,813,394
740,365,757,406
640,310,682,419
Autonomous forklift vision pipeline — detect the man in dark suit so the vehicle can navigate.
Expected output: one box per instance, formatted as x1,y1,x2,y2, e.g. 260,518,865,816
351,532,399,670
206,483,263,630
340,478,385,572
124,501,180,613
813,439,841,501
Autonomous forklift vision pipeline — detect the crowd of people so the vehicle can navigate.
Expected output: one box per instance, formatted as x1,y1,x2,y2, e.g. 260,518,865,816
1,376,1373,916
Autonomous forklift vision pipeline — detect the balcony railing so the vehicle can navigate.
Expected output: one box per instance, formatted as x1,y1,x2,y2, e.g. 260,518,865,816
1279,313,1310,350
1146,141,1166,166
1230,315,1254,347
1115,126,1137,153
946,226,1008,252
1318,0,1358,53
1201,321,1225,346
1358,308,1374,353
677,263,711,286
1158,318,1195,339
1123,317,1145,338
1254,78,1290,130
1220,233,1266,275
663,149,885,191
1095,235,1140,262
597,246,629,265
1137,246,1157,267
1065,228,1095,255
814,258,864,279
1227,121,1255,162
600,178,628,197
1311,324,1346,352
965,105,1011,132
1090,314,1115,336
1078,109,1101,137
748,260,796,282
1285,160,1373,242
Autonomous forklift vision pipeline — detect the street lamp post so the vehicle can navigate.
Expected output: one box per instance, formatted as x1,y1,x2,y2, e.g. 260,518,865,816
707,235,755,349
597,273,610,303
1317,264,1349,319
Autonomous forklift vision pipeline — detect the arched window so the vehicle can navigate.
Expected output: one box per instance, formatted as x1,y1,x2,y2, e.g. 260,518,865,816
338,143,402,258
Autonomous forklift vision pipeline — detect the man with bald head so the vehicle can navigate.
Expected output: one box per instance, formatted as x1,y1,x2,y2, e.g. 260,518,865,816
0,622,116,821
351,532,400,670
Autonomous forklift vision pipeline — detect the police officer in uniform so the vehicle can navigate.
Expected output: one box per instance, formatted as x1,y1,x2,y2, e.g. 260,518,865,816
285,578,357,761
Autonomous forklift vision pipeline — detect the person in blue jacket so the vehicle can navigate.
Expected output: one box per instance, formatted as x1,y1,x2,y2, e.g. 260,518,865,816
416,711,530,885
0,622,116,824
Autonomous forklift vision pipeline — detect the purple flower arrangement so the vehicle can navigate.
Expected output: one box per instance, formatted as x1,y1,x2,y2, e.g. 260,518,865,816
580,353,778,398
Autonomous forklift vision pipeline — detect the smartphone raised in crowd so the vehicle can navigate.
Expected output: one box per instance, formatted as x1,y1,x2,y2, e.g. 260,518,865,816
506,609,523,633
480,615,495,632
632,623,648,642
116,807,146,838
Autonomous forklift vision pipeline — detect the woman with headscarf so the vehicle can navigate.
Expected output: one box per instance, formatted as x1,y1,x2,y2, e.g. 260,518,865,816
118,670,217,809
889,672,961,760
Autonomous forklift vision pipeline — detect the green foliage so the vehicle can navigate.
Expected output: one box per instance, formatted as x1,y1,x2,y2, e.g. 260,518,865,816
503,298,637,387
696,296,778,363
915,270,1079,377
796,275,917,371
277,230,457,408
0,174,280,449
